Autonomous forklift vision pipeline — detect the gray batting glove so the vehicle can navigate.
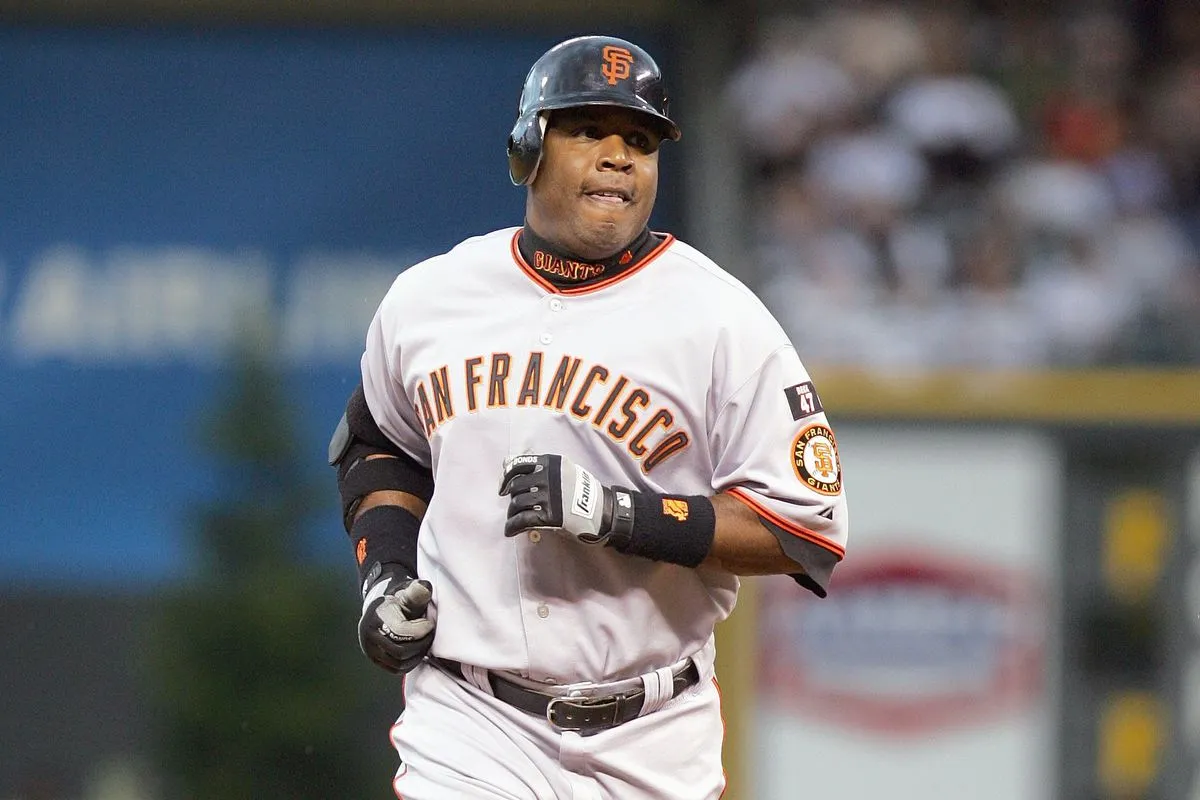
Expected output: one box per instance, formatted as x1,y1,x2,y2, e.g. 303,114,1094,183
358,564,435,675
498,454,634,547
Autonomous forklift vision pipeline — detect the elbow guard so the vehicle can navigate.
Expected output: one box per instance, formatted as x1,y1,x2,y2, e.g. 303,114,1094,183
328,384,434,532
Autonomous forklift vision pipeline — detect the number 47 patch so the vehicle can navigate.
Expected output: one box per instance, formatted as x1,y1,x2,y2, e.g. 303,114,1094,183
784,381,823,420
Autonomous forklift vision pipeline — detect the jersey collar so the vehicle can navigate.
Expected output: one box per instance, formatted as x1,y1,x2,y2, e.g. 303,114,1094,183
510,228,674,296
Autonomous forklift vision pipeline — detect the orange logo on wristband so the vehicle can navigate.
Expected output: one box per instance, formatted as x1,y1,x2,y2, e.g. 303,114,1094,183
356,537,368,565
662,498,689,521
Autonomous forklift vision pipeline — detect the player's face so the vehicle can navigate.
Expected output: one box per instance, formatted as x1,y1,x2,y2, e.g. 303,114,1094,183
526,106,662,260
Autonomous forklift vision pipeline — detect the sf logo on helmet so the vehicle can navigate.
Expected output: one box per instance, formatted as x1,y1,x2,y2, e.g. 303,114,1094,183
602,46,634,85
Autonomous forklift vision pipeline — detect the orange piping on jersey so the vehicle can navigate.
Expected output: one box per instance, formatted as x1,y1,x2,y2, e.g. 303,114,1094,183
510,228,676,295
726,486,846,559
714,677,728,800
389,717,407,799
391,763,408,800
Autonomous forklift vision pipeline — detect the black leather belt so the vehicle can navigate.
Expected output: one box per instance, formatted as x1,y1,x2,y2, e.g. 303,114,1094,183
432,657,700,735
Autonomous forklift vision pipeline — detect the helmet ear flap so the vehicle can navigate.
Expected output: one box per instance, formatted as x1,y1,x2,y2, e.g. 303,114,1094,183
507,113,548,186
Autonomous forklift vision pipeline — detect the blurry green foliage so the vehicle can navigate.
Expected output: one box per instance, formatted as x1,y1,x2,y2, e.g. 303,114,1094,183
144,336,400,799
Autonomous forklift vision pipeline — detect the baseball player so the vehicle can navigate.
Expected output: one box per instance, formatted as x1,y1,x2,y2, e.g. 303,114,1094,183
328,35,849,800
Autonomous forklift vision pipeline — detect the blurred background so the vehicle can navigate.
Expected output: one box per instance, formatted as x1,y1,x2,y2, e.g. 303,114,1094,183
0,0,1197,798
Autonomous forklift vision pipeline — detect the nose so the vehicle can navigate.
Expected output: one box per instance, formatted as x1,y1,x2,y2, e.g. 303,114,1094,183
596,134,633,172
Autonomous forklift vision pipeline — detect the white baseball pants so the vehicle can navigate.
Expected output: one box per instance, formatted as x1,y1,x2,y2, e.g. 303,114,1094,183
389,662,726,799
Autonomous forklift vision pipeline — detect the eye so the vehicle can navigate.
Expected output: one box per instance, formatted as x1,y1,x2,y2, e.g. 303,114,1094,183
574,125,603,140
626,132,652,151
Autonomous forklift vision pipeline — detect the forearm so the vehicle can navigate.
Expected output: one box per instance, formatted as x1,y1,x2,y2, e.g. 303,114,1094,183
498,454,806,577
700,493,801,576
354,458,428,522
344,456,428,581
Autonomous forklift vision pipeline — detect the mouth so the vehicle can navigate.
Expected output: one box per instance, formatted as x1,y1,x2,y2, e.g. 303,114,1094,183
583,187,633,206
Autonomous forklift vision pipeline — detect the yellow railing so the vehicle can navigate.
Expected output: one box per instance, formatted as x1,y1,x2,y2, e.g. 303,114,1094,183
812,367,1200,425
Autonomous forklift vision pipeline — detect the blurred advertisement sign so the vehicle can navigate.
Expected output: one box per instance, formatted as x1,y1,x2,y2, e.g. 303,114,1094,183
760,550,1044,736
1184,450,1200,799
754,427,1060,800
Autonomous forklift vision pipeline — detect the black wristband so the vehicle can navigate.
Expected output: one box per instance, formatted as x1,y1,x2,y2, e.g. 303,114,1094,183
609,491,715,568
350,505,421,585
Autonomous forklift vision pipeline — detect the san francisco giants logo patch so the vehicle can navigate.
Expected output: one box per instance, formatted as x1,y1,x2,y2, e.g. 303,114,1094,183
792,424,842,496
601,46,634,85
356,537,368,565
662,498,689,521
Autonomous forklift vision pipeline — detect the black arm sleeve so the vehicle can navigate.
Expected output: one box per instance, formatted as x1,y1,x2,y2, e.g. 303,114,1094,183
330,383,435,531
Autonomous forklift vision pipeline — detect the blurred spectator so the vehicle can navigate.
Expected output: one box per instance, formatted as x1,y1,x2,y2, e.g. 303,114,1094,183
1040,10,1133,165
725,17,859,177
1150,58,1200,232
729,2,1200,370
820,5,926,104
938,215,1052,368
804,129,953,300
886,76,1019,171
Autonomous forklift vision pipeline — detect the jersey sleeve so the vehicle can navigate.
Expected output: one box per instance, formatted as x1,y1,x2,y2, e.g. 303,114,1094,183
359,285,433,469
709,341,848,597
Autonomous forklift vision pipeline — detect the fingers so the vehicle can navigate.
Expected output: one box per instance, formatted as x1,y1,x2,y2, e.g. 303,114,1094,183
504,513,548,537
362,639,405,674
393,579,433,616
362,624,434,674
378,594,431,628
501,453,567,535
376,602,435,640
502,474,554,535
501,471,541,502
360,595,435,675
500,457,547,536
499,454,547,495
505,477,544,510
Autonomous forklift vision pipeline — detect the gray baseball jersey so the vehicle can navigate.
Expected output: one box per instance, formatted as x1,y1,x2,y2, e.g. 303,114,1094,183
360,226,848,685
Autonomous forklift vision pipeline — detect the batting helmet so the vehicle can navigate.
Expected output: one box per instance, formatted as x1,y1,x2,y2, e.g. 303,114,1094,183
507,36,682,186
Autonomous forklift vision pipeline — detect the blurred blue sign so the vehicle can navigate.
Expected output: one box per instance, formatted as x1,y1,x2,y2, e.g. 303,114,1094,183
0,26,673,586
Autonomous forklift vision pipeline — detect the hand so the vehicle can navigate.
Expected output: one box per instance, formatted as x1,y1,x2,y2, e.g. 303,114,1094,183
498,454,633,546
358,564,435,675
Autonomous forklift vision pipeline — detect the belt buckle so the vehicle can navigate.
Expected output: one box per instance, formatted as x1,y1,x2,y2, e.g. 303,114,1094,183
545,694,621,732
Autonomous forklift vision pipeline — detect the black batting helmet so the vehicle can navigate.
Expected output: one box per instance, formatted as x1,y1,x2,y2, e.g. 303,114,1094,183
507,35,682,186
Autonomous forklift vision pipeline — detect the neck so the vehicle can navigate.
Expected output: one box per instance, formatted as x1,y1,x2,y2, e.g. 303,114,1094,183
518,225,655,287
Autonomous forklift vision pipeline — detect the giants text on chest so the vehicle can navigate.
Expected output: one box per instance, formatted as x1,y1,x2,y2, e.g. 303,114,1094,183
410,351,691,473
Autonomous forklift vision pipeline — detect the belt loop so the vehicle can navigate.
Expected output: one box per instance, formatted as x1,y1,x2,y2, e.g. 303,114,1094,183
638,665,677,716
462,664,495,697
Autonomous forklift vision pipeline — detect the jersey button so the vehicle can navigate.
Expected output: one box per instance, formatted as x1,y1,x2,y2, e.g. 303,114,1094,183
536,604,550,619
539,332,553,345
549,298,564,312
528,530,542,543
